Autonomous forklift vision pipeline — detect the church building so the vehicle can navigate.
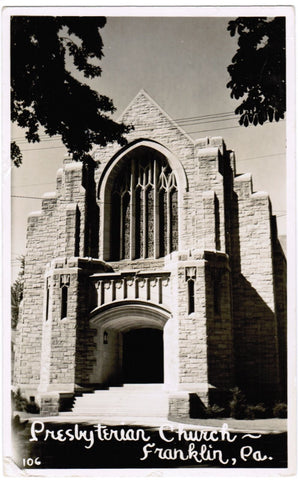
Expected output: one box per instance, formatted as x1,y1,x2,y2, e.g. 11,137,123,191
13,91,287,417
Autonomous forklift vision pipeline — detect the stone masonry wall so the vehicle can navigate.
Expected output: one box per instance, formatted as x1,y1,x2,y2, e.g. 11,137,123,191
49,266,78,387
38,256,110,393
231,174,281,400
74,267,98,386
14,201,57,387
195,139,227,253
94,91,195,255
205,252,234,391
14,91,286,412
165,253,209,394
54,161,86,259
14,159,87,389
93,92,233,263
74,259,111,386
271,217,287,399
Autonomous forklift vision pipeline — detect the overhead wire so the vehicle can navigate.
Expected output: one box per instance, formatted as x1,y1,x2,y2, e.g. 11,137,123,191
11,106,285,154
11,151,285,191
11,195,44,199
10,196,287,218
11,111,237,142
174,111,236,122
13,123,285,153
12,182,56,188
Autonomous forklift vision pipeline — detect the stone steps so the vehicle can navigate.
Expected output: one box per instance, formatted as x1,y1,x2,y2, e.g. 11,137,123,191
65,384,169,418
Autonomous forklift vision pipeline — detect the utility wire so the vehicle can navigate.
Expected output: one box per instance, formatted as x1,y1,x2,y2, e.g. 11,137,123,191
13,137,62,145
12,134,60,140
187,125,240,134
12,116,285,152
11,111,237,142
12,195,44,199
12,124,245,152
180,117,238,127
237,152,285,162
10,195,287,216
11,152,285,190
12,182,56,188
11,107,285,141
16,145,65,152
176,115,238,126
173,111,235,121
13,117,239,145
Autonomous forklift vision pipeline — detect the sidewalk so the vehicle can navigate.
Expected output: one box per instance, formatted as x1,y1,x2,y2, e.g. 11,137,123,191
16,411,287,434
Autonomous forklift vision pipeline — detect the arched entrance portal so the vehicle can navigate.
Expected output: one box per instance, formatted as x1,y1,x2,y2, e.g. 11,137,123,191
89,301,174,387
123,328,163,383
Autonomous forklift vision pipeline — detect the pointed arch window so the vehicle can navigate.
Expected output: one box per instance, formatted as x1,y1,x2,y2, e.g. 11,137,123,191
45,278,50,321
110,147,178,260
60,274,70,319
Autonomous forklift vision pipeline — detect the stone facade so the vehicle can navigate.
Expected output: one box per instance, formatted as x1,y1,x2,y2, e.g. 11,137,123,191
14,90,287,417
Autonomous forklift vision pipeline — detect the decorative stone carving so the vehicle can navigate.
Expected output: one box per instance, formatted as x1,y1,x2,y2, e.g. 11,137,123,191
91,271,171,309
185,266,196,281
60,274,70,287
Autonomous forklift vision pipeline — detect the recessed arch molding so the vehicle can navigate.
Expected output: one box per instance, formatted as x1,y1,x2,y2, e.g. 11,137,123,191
89,300,171,333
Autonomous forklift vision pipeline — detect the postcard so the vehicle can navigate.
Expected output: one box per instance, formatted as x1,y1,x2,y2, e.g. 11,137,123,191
2,4,295,477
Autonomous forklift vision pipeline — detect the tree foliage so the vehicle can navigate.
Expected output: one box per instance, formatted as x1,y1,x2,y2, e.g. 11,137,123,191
11,16,132,166
227,17,286,126
11,256,25,329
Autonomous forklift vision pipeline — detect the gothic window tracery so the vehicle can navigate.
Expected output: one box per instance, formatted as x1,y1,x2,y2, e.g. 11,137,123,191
110,148,178,260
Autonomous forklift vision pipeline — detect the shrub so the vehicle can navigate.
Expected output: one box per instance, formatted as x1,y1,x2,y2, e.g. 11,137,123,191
229,387,247,419
11,388,27,412
245,403,267,419
25,399,40,414
11,389,40,413
205,404,226,418
273,402,287,418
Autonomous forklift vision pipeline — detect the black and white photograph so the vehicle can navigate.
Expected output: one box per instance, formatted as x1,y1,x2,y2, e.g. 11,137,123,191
2,4,295,476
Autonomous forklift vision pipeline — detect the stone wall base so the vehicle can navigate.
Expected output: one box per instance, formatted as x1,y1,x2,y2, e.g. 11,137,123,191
168,393,190,418
168,390,210,420
36,393,60,416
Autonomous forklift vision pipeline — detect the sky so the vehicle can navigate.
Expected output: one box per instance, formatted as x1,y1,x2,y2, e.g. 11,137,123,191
9,12,289,280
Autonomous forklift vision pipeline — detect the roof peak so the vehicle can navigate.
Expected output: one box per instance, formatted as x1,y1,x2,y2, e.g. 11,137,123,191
118,89,194,144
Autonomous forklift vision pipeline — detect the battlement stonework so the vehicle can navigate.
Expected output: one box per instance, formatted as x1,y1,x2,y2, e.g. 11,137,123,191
14,91,286,417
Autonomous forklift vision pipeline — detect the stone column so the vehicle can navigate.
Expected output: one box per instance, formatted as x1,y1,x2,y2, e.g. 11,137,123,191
165,253,210,418
37,258,80,415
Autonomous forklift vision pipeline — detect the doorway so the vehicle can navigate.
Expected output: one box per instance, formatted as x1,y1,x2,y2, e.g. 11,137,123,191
122,328,163,383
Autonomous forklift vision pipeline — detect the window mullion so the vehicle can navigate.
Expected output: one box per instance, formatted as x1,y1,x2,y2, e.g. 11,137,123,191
154,158,159,259
166,188,171,255
120,194,124,259
143,187,147,258
130,160,135,260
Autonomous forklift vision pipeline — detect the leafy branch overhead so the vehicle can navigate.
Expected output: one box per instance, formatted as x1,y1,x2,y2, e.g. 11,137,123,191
227,17,286,127
11,16,132,166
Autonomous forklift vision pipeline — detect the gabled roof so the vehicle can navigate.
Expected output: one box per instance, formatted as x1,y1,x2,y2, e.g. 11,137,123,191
118,89,194,144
